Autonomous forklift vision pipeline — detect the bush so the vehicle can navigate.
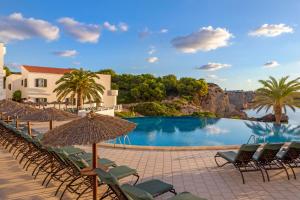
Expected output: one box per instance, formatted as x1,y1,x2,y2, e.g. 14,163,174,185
12,90,22,102
192,111,217,118
133,102,168,116
115,111,136,118
132,102,182,116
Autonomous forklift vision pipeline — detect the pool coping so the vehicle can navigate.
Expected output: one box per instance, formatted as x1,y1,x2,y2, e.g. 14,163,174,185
98,143,240,151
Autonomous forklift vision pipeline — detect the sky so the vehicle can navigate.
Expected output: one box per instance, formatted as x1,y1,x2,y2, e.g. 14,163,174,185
1,0,300,90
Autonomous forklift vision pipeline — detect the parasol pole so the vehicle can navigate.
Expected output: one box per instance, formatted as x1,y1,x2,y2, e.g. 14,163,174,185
49,120,53,130
92,143,98,200
27,121,32,136
15,115,19,129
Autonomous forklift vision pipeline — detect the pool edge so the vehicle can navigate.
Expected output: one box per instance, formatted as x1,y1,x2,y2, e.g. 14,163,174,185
98,143,240,151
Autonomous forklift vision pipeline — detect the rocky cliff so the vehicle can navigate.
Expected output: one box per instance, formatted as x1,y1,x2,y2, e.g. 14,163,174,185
227,90,255,110
198,83,248,118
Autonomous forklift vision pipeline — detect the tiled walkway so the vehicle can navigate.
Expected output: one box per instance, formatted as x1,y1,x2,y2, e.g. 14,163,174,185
1,138,300,199
0,148,61,200
96,147,300,200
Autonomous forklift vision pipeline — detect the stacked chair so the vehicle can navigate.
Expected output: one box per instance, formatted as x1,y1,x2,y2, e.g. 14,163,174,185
0,119,205,199
215,142,300,184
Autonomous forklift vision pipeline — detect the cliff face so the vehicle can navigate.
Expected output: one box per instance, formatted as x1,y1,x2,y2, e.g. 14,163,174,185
198,83,247,118
227,91,255,110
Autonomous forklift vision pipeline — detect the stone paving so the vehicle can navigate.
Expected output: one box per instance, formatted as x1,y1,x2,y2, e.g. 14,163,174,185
1,121,300,200
96,147,300,200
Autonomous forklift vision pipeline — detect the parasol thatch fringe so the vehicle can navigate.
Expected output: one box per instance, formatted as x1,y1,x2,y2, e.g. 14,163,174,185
0,100,22,113
4,105,39,118
20,107,78,122
42,112,136,146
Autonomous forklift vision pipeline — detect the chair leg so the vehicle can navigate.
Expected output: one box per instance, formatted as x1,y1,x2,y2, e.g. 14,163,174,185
258,168,265,182
214,155,229,167
239,170,246,184
133,174,139,185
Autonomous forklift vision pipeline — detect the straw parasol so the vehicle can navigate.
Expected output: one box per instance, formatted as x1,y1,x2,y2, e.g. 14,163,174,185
0,100,23,121
20,107,79,131
4,105,39,130
42,112,136,200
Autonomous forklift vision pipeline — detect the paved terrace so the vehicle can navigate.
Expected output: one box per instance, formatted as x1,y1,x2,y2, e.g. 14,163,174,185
1,122,300,200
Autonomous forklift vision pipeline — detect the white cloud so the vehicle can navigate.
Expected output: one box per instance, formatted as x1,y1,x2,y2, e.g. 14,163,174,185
171,26,233,53
53,50,78,57
249,24,293,37
206,74,227,82
263,61,280,68
196,62,231,71
139,27,151,38
119,22,128,32
160,28,168,33
5,62,21,71
147,56,159,63
103,21,117,32
148,46,156,55
0,13,59,43
205,125,229,135
72,61,81,66
247,79,252,83
58,17,100,43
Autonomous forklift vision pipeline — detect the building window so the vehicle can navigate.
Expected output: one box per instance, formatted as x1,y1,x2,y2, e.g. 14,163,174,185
21,80,23,86
35,98,47,103
35,78,47,87
66,98,76,105
24,79,27,87
8,84,11,90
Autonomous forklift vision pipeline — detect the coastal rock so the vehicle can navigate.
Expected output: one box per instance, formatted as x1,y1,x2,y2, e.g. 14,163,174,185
227,90,255,110
198,83,247,118
257,113,289,123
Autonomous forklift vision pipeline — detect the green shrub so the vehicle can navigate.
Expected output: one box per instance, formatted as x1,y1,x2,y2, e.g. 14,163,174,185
115,111,136,118
133,102,168,116
192,111,217,118
12,90,22,102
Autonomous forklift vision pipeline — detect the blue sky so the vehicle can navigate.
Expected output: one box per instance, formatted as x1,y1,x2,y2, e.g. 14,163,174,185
1,0,300,90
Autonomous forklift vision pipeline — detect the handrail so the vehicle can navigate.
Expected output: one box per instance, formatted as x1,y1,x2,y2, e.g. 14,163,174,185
247,134,256,144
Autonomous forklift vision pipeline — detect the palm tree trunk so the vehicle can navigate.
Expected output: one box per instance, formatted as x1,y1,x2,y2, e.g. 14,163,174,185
274,104,282,124
77,90,83,111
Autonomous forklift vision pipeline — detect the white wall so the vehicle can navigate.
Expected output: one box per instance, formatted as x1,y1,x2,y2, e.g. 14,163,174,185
18,66,118,107
5,74,22,99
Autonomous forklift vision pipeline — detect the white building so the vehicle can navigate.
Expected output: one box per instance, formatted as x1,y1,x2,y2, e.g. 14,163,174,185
5,65,118,109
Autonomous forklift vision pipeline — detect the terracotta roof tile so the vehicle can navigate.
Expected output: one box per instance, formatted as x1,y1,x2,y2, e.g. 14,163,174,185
22,65,73,74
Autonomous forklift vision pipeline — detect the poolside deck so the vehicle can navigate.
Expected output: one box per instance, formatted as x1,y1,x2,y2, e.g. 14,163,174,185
1,122,300,200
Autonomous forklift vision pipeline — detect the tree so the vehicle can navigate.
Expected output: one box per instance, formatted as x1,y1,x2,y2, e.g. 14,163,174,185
177,77,208,99
3,66,12,77
162,75,178,96
54,68,105,110
253,76,300,124
130,79,166,102
12,90,22,102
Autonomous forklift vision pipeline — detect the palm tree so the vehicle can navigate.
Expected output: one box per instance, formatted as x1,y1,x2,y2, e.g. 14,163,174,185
253,76,300,124
54,68,105,111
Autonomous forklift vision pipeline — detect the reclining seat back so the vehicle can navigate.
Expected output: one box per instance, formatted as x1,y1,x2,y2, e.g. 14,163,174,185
235,144,260,164
256,143,284,163
284,142,300,161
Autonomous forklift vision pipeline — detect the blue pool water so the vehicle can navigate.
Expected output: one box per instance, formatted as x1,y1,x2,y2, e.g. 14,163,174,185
113,114,300,147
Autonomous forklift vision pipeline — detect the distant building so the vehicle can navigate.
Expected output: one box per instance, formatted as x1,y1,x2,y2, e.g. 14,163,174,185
5,65,118,108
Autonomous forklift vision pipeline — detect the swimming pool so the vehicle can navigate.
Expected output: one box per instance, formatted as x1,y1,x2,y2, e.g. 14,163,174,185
112,116,300,147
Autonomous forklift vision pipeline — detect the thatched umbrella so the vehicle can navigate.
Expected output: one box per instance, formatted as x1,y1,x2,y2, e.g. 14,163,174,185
42,112,136,200
4,105,39,131
20,107,78,131
0,100,23,121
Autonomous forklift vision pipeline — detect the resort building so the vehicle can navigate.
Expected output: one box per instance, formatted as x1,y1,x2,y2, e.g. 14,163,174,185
5,65,118,109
